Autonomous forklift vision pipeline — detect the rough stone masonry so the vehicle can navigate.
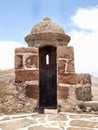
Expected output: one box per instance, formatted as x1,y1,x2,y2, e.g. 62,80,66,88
15,17,92,113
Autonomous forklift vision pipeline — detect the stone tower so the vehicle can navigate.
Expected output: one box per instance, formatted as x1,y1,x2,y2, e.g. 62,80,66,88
15,17,92,113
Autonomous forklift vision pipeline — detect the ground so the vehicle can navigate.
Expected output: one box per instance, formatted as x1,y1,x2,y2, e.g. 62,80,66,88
0,69,98,129
0,112,98,130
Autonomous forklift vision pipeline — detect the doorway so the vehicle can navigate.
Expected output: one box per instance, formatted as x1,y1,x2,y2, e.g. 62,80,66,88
39,46,57,109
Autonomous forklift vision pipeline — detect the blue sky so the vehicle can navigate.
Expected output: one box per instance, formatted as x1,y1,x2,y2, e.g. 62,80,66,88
0,0,98,42
0,0,98,76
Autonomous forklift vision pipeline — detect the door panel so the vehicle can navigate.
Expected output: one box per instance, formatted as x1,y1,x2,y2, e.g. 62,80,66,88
39,46,57,108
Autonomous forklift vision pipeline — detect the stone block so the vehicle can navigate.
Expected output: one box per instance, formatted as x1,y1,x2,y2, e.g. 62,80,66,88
76,85,91,101
58,60,75,74
57,86,69,100
25,85,39,99
15,55,23,69
15,47,38,54
58,73,77,84
57,46,74,60
67,60,75,73
28,126,60,130
25,55,38,68
58,60,65,74
77,74,91,84
67,127,93,130
15,70,39,82
70,120,98,128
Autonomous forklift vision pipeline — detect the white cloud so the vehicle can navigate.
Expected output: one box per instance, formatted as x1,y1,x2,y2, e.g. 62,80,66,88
0,41,26,69
71,7,98,32
69,7,98,76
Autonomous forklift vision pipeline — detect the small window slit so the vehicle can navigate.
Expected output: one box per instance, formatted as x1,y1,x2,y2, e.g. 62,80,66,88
46,54,49,65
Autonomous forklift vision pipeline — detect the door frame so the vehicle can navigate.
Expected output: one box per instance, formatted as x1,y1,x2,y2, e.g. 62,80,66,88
39,45,57,110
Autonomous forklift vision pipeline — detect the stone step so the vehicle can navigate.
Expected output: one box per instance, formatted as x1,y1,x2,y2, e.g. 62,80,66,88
77,101,98,112
44,109,57,114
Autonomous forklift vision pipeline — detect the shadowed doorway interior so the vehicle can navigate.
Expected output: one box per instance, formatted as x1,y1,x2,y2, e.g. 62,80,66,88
39,46,57,109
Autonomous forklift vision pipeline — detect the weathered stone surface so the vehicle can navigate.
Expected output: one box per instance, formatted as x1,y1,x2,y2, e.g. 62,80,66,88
70,120,98,128
58,60,65,74
25,55,38,68
27,35,70,47
0,70,38,114
15,47,39,82
57,86,69,100
77,74,91,85
28,126,60,130
67,128,93,130
48,114,67,121
15,47,38,54
58,60,75,74
0,112,98,130
0,118,36,130
77,101,98,112
30,17,65,35
58,73,77,84
25,85,39,99
15,70,39,82
67,60,75,73
25,17,70,46
15,55,23,69
51,122,65,129
76,85,91,101
57,46,74,60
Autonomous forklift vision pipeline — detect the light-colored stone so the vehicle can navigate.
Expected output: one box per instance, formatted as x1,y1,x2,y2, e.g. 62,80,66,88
70,120,98,128
67,127,93,130
0,118,37,130
44,109,57,114
28,126,60,130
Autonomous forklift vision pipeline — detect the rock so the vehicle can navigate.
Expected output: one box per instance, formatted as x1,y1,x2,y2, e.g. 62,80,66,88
28,126,60,130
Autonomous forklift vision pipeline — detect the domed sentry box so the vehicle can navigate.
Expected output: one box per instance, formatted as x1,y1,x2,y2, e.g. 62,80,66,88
15,17,92,113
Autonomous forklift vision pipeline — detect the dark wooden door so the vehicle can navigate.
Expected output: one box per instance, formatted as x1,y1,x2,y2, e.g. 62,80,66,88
39,46,57,109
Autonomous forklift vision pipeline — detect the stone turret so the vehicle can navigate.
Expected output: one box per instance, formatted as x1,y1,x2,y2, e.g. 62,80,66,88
25,17,70,47
15,17,92,113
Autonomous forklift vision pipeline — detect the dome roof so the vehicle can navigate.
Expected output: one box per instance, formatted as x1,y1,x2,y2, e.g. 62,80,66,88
30,17,65,34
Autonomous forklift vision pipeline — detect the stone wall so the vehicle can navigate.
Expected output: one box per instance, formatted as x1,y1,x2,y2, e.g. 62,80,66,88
0,70,38,114
14,46,92,113
15,47,39,82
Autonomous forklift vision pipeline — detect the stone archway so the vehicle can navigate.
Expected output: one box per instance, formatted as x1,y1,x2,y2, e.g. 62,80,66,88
39,46,57,109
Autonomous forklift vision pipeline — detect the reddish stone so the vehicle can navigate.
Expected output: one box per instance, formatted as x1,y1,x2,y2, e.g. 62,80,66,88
57,46,74,60
25,55,38,68
58,60,65,74
58,73,78,84
15,55,23,69
58,87,69,100
25,85,39,99
58,73,91,85
15,70,39,82
58,60,75,74
67,60,75,73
